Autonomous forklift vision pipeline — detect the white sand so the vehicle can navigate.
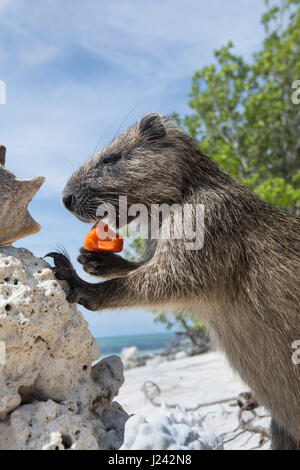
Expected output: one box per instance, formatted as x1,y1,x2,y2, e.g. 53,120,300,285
117,351,271,450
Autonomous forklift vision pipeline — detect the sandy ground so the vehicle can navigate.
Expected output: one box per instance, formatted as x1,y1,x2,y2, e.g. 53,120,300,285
117,351,271,450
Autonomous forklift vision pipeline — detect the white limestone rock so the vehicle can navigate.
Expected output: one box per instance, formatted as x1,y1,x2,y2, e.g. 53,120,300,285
121,414,223,450
0,246,128,450
121,346,140,370
174,350,188,360
121,403,223,450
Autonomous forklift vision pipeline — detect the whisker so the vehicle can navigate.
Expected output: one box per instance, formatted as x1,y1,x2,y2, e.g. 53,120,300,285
91,118,120,159
55,244,71,260
113,97,148,140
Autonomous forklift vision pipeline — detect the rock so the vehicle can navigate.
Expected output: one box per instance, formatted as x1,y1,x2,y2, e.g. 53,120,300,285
0,246,128,450
121,346,140,370
146,355,165,368
121,401,223,450
121,413,223,450
174,350,188,360
0,146,45,246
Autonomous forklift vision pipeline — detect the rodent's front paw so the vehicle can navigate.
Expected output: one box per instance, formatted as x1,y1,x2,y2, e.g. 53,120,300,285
45,252,102,311
77,247,118,277
44,252,80,303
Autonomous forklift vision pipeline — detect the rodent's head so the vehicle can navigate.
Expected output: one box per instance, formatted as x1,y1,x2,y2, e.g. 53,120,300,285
62,113,198,226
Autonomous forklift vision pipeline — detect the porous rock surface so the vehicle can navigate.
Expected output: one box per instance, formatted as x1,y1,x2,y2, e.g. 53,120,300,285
0,246,128,450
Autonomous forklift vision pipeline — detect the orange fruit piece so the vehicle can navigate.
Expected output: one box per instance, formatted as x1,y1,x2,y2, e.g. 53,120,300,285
84,222,123,253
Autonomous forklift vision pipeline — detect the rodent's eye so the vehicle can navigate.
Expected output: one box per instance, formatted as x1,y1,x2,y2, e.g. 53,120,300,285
101,153,122,165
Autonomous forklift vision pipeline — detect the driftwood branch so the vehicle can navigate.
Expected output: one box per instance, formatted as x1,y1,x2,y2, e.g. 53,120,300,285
235,392,270,448
222,392,270,448
141,380,237,410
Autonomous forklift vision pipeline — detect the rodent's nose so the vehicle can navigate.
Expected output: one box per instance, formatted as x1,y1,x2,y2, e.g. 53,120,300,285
62,193,76,211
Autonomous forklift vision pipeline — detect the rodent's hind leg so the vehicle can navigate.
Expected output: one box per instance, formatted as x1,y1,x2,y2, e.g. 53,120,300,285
271,417,300,450
77,247,139,278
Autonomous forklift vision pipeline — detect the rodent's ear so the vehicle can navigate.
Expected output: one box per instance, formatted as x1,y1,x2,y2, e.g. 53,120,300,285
139,113,166,141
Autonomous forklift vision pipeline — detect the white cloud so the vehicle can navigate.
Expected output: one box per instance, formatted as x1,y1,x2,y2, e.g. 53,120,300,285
0,0,268,335
0,0,265,77
0,0,267,196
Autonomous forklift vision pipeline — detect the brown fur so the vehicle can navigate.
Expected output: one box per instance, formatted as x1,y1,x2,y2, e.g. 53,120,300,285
50,113,300,449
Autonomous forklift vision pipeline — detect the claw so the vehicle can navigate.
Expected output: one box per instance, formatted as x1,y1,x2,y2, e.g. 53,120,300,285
44,252,71,267
44,252,56,260
44,251,81,304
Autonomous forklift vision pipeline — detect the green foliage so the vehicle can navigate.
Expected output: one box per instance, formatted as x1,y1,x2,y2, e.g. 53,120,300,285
153,311,206,346
124,233,145,261
184,0,300,214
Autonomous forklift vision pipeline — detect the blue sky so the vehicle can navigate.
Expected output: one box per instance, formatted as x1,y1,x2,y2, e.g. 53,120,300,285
0,0,266,337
